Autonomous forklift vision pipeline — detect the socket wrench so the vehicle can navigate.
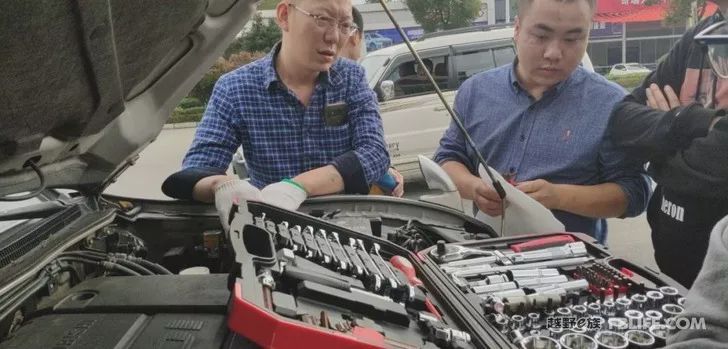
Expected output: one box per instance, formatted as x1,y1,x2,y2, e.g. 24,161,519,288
452,257,593,278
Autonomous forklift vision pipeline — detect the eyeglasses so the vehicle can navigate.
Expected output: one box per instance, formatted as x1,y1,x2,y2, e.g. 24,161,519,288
696,20,728,78
288,4,359,37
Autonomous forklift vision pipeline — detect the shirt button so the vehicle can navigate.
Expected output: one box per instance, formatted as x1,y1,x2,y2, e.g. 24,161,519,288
519,135,526,142
509,167,515,173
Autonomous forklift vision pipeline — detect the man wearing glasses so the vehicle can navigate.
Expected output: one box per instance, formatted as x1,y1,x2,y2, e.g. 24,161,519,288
610,7,728,288
163,0,391,231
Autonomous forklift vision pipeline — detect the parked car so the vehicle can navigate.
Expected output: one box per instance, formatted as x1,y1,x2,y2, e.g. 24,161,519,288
364,32,393,52
359,26,595,182
608,62,651,77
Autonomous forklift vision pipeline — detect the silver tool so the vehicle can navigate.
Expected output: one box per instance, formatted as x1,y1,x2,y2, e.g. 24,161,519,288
452,257,593,278
615,297,632,316
658,286,680,304
630,294,647,310
515,275,569,288
648,324,668,347
571,305,588,319
645,290,665,309
606,318,629,333
430,243,495,263
645,310,663,326
331,232,358,276
661,303,684,319
623,310,644,330
533,279,589,293
527,312,541,330
624,329,655,349
602,301,617,318
511,314,526,331
520,335,561,349
587,303,601,316
469,274,510,287
594,331,628,349
473,281,518,294
560,332,597,349
509,268,561,279
509,242,587,264
372,243,402,292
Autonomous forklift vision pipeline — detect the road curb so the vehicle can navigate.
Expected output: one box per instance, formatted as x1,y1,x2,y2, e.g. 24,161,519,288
163,122,199,130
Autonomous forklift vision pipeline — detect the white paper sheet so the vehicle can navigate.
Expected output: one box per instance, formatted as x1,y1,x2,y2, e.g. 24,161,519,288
475,164,565,236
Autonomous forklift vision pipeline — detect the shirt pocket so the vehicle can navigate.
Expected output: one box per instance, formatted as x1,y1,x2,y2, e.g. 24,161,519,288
319,123,352,150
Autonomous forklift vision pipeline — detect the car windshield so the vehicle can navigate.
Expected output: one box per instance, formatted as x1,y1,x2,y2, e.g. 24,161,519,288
360,55,389,83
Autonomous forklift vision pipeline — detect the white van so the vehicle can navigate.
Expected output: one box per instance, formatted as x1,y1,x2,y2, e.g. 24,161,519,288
361,25,594,181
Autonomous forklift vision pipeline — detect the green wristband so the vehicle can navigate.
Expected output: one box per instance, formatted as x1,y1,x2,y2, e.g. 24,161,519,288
282,178,307,194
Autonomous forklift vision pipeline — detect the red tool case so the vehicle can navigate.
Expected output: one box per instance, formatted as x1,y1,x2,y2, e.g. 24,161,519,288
226,202,688,349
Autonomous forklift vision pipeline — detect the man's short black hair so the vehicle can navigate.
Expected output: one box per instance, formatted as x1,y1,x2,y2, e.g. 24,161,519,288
352,7,363,33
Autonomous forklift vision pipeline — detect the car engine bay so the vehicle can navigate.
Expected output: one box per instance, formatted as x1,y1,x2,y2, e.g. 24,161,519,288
0,197,688,348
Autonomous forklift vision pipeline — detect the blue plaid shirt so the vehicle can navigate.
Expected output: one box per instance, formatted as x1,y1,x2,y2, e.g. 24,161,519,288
182,46,390,189
434,64,651,240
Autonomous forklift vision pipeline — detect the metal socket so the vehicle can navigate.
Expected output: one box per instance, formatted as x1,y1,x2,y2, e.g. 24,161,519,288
587,303,601,316
630,294,648,310
520,335,562,349
645,291,665,309
560,333,598,349
602,301,617,317
511,314,526,331
658,286,680,304
661,303,684,319
648,324,668,347
594,330,628,349
606,318,629,333
615,297,632,316
557,307,573,317
645,310,663,324
571,305,588,318
528,312,542,330
624,329,655,349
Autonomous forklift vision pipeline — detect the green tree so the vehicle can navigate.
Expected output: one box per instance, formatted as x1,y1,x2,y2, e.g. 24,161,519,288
225,13,281,57
189,51,267,104
663,0,707,26
405,0,481,33
259,0,280,10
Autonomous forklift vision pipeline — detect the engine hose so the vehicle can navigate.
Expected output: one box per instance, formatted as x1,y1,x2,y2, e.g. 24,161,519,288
111,258,154,275
56,257,141,276
63,252,157,275
111,253,173,275
0,276,49,318
136,258,173,275
99,262,142,277
60,251,105,261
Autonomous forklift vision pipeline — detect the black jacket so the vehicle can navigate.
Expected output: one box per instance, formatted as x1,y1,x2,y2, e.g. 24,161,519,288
610,12,728,200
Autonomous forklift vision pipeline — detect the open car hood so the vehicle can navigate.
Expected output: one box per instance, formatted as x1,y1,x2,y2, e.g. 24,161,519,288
0,0,256,197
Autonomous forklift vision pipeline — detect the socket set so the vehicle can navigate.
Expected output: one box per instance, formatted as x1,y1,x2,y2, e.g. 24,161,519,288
226,202,481,349
422,233,690,349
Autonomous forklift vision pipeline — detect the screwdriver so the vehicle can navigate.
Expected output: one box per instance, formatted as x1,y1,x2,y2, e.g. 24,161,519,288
390,256,441,319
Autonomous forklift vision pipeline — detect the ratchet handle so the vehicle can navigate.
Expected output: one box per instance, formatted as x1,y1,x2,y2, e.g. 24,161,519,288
510,235,575,252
